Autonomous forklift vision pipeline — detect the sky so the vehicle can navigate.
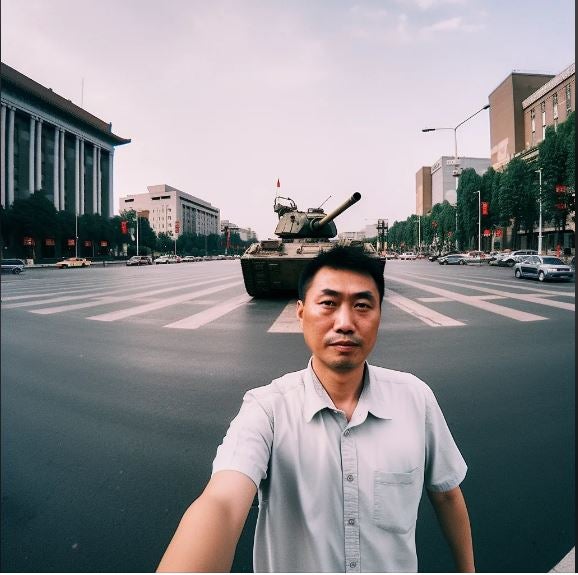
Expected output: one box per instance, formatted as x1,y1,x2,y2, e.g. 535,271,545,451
1,0,575,240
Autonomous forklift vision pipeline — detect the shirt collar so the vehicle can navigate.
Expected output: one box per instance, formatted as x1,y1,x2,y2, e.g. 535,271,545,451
303,359,393,423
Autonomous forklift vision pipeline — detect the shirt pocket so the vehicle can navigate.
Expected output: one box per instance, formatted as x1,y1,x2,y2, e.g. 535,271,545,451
372,468,421,534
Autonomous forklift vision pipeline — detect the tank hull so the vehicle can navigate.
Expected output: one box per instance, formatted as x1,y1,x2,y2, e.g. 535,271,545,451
241,240,385,297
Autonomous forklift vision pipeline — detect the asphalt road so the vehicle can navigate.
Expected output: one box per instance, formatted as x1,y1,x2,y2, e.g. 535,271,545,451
1,260,574,572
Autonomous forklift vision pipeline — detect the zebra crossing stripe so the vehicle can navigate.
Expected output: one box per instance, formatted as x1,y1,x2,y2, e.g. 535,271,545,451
268,301,302,333
385,289,465,327
386,276,547,321
88,281,243,322
165,294,253,329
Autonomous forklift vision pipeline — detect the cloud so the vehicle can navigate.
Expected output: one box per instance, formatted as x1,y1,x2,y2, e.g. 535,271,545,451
421,16,483,33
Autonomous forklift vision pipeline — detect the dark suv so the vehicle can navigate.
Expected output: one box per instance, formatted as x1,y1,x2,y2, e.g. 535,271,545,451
1,258,26,274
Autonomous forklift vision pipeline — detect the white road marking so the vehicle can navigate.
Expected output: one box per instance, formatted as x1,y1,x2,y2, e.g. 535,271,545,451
88,281,243,322
386,276,547,321
268,301,302,333
417,295,506,303
26,276,239,314
165,294,253,329
385,289,465,327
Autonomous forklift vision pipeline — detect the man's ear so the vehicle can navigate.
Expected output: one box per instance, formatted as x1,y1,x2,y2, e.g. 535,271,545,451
296,300,304,326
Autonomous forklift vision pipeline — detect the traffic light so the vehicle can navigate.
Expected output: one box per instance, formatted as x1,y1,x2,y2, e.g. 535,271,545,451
120,220,128,234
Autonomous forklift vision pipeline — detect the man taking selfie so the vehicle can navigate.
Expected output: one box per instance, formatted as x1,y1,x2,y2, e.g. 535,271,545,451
157,245,474,573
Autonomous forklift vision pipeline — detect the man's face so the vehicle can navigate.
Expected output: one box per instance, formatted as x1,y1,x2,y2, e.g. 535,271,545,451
296,267,381,374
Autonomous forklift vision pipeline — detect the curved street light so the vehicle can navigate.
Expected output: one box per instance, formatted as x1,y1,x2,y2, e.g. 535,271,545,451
422,103,490,248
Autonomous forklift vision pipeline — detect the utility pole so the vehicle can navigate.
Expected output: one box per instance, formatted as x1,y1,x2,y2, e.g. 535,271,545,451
536,168,543,254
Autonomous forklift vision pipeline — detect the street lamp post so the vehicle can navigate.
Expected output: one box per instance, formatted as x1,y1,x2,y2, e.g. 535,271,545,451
75,211,78,258
535,168,543,254
475,190,481,254
422,103,490,251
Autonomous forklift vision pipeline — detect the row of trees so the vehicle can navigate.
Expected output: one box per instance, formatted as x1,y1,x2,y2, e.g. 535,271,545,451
0,198,254,261
386,111,575,253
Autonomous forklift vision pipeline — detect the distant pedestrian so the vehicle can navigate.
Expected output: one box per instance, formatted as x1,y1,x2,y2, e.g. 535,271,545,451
157,245,474,573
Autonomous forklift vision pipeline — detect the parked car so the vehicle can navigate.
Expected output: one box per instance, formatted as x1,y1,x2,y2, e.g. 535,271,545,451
461,251,488,265
1,258,26,274
438,253,468,265
428,253,441,261
399,252,417,260
382,252,398,260
514,255,574,282
487,251,503,265
154,255,179,264
55,257,91,268
126,255,153,266
498,250,538,267
181,256,198,262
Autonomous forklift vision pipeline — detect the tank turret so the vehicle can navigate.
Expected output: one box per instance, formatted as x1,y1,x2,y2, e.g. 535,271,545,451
273,192,361,239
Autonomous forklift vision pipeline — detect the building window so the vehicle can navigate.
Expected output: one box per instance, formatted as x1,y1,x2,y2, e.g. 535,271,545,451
553,93,558,119
530,108,536,145
566,84,572,113
541,101,546,139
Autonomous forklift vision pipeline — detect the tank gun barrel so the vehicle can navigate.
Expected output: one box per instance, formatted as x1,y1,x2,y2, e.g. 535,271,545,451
311,192,361,230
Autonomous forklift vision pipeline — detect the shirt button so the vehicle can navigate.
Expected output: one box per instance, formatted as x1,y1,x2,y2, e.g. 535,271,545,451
344,429,350,436
349,561,357,568
348,518,355,525
346,474,354,482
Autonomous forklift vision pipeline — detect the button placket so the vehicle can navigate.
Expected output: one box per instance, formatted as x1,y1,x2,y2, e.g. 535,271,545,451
342,427,360,572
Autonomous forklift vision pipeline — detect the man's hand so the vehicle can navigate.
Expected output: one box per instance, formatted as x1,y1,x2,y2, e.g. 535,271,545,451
157,470,257,572
428,486,475,573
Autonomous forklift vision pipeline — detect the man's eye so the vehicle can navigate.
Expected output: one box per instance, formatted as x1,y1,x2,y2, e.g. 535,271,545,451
320,300,336,307
355,302,371,309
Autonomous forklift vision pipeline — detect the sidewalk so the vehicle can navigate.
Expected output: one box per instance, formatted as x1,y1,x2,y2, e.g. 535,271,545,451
550,547,575,573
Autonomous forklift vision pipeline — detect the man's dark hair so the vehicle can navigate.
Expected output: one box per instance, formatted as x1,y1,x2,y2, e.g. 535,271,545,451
297,245,385,304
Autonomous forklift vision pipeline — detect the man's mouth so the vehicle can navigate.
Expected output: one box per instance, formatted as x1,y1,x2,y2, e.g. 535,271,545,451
328,339,360,348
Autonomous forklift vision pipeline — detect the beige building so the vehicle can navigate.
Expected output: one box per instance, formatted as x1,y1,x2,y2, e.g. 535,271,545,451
488,71,555,170
522,62,575,154
119,184,220,238
416,156,490,215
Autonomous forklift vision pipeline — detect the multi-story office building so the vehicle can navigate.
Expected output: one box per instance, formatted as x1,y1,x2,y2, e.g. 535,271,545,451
220,220,257,242
521,62,575,155
416,156,490,215
119,184,220,238
488,71,555,170
1,62,130,216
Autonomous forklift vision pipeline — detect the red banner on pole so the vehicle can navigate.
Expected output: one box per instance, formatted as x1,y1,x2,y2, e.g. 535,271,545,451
45,238,56,246
84,240,92,247
23,236,34,246
483,229,491,237
67,239,76,246
481,202,489,216
495,229,503,237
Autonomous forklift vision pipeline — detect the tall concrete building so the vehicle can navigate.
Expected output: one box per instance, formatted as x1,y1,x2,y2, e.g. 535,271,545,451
488,71,555,170
416,156,490,215
119,184,220,238
0,62,130,216
521,62,575,157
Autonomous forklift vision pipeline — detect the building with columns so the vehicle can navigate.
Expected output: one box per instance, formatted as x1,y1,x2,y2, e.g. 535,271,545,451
120,184,220,238
1,62,130,216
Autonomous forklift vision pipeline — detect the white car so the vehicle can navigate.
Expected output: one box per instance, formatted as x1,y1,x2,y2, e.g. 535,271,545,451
155,255,179,264
398,252,417,260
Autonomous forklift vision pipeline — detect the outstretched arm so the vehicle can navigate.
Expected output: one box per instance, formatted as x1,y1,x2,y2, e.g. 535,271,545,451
427,486,475,573
157,470,257,573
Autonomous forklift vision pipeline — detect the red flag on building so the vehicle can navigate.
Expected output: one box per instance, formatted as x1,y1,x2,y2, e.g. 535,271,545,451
276,179,280,188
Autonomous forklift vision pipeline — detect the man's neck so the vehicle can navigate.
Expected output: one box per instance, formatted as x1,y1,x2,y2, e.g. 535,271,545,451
311,357,365,421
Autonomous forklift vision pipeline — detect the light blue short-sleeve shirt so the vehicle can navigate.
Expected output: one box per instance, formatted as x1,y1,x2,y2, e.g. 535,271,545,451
212,361,467,573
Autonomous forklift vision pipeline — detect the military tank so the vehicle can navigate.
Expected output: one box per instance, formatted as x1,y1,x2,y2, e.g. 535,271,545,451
241,192,385,297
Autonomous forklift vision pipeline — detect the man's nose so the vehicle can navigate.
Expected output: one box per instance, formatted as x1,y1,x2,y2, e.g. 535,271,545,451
334,305,355,333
